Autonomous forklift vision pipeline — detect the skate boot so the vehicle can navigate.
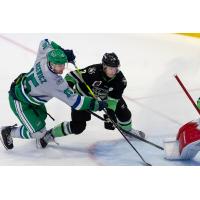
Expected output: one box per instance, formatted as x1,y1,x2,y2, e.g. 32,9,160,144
39,130,55,148
123,128,146,139
0,125,16,150
130,129,146,139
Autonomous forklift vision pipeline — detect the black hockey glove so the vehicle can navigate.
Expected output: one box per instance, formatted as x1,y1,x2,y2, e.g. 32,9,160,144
106,108,117,123
63,49,76,63
104,114,115,130
98,100,108,111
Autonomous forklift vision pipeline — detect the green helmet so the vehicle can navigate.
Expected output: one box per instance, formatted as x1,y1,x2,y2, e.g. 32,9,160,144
47,49,68,64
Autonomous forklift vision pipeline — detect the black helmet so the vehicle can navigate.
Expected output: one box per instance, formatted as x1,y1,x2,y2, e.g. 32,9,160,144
102,52,120,68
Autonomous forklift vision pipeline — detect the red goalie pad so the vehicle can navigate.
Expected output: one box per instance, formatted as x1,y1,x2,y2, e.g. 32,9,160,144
177,120,200,154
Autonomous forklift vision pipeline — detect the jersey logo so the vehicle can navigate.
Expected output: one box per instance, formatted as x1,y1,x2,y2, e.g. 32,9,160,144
92,81,102,87
93,86,109,100
88,67,96,74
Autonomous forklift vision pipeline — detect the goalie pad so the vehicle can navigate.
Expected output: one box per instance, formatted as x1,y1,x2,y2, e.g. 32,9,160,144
164,119,200,160
163,137,181,160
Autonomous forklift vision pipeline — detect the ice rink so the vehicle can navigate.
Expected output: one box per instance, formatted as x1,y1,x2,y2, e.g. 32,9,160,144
1,33,200,165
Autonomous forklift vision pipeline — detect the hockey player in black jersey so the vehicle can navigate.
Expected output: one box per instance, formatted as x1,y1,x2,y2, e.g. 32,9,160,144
64,52,145,138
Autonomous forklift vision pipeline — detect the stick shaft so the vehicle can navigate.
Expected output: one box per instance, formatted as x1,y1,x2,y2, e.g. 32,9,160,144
174,74,200,115
73,63,151,165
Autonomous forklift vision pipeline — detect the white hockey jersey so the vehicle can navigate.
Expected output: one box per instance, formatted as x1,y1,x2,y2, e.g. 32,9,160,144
14,39,92,110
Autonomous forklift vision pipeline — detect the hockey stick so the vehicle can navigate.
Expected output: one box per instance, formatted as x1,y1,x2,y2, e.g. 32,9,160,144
87,110,164,150
72,62,151,166
102,108,152,166
174,74,200,115
162,74,200,160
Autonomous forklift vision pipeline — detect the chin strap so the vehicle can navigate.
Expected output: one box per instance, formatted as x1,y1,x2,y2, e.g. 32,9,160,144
47,61,59,74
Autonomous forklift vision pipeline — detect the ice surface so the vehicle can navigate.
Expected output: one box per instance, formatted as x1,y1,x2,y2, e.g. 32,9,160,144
1,33,200,165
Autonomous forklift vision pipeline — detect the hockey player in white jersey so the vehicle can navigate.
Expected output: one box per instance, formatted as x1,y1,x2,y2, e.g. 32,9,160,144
0,39,108,150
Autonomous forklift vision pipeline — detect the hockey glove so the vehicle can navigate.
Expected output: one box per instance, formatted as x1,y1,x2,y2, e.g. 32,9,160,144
104,114,115,130
107,97,118,112
106,108,117,123
89,99,107,112
63,49,76,63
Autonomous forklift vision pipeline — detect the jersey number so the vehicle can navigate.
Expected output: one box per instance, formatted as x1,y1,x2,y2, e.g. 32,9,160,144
25,68,39,92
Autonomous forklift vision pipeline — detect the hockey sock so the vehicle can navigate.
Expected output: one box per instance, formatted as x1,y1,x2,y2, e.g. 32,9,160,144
51,122,72,138
11,126,32,139
117,118,132,131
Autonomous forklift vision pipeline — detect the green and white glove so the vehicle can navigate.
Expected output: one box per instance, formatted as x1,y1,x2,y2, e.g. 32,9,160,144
106,97,119,112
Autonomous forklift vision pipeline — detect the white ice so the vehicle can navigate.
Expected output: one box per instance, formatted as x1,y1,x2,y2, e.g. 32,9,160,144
1,33,200,166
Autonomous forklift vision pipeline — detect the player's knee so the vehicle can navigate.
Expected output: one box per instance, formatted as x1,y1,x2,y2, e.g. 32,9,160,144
116,107,132,122
70,121,86,135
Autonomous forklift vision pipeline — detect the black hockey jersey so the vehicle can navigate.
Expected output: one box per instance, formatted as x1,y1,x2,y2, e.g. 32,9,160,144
65,64,127,100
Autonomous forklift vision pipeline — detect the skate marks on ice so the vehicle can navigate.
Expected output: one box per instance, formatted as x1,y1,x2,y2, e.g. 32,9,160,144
89,136,200,166
0,139,97,165
0,135,200,166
